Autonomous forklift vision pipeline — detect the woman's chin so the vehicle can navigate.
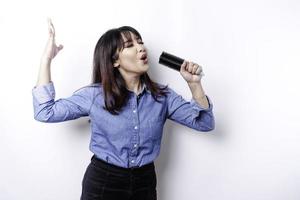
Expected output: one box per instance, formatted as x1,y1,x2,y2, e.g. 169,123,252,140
142,64,149,72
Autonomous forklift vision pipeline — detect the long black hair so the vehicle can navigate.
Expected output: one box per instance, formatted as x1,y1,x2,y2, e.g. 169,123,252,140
92,26,168,115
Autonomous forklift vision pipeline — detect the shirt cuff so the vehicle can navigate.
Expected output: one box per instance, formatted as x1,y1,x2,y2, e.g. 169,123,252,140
32,81,56,104
190,95,213,112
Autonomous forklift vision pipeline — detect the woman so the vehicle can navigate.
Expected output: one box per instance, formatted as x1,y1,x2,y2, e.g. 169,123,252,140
32,18,215,200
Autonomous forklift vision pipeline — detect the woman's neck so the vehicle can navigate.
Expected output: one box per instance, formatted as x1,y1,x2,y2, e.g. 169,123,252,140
125,77,143,95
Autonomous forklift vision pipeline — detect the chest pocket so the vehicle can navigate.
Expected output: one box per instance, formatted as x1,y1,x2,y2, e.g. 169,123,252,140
145,116,165,141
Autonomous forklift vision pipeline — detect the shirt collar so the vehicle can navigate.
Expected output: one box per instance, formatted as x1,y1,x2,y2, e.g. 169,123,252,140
141,82,150,93
127,82,150,96
141,82,152,94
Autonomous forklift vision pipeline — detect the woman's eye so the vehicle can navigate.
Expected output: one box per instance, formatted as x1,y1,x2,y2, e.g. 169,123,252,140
125,42,144,48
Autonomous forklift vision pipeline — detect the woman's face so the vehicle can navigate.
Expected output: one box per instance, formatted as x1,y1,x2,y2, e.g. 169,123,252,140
113,32,149,76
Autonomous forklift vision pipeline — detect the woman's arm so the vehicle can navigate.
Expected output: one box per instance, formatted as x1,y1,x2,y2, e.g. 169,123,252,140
187,81,209,109
36,58,52,86
180,60,210,109
36,18,63,87
166,60,214,132
32,82,95,122
166,87,214,132
33,18,93,123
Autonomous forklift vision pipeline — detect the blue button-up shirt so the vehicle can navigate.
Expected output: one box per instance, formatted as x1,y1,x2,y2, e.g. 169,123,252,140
32,81,215,168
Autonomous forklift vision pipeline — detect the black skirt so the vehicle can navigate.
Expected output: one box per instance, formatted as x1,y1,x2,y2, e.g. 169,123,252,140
80,155,157,200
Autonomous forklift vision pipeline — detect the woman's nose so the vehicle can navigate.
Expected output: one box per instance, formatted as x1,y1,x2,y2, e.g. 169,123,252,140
136,44,145,52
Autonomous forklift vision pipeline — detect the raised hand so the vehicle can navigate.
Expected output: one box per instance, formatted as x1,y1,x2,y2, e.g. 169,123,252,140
41,18,63,60
180,60,204,83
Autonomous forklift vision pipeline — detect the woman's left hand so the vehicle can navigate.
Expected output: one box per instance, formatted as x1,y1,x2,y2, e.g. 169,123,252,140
180,60,204,83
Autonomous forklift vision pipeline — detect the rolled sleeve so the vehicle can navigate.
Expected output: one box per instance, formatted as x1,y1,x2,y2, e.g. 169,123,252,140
32,82,55,104
166,87,215,132
32,82,94,123
190,95,213,113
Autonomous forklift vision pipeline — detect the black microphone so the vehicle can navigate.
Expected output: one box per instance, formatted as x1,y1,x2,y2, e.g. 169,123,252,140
159,51,205,77
158,51,184,71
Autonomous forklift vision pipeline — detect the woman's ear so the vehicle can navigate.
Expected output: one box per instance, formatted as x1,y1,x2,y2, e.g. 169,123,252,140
112,52,120,68
113,61,120,68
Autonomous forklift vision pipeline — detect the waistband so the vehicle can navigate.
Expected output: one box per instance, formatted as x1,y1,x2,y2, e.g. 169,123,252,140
91,155,155,174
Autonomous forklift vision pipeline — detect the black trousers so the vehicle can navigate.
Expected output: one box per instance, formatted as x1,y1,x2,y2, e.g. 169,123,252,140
80,155,157,200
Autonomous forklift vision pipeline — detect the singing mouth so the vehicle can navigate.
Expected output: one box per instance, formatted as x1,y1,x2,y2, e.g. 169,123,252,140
140,53,147,60
142,58,148,64
140,53,148,64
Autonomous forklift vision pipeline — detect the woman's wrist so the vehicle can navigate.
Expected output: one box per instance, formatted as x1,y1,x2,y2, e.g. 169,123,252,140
40,57,52,67
40,55,52,63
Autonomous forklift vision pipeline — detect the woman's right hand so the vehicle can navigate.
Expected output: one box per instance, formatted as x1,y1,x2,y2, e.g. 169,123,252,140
41,18,63,61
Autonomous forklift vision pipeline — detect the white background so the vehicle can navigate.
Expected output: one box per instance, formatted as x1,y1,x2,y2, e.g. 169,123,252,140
1,0,300,199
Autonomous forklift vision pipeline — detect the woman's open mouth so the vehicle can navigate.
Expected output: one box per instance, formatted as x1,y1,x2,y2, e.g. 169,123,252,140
140,54,148,64
141,58,148,64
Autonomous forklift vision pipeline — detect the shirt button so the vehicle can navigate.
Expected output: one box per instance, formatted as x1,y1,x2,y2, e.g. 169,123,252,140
134,126,138,130
133,110,136,113
131,160,135,163
134,144,137,148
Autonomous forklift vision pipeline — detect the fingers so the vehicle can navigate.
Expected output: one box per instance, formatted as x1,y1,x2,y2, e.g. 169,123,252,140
180,59,205,78
187,62,200,74
191,62,198,74
181,61,204,75
195,67,201,75
57,44,64,51
180,60,188,72
47,18,55,37
186,62,192,72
